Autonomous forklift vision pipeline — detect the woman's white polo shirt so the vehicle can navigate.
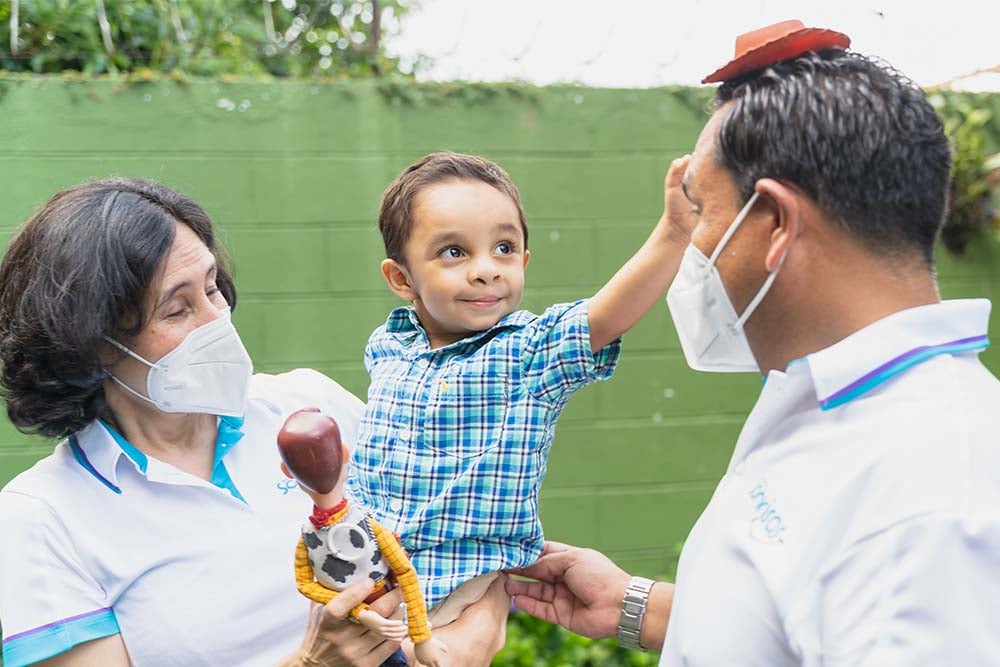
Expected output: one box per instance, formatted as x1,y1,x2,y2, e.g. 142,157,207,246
0,369,364,667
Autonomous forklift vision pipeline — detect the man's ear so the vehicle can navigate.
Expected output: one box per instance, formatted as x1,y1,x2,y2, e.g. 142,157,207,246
755,178,803,272
381,258,418,301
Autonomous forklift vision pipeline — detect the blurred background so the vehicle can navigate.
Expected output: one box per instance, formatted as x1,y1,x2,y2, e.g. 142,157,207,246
1,2,998,664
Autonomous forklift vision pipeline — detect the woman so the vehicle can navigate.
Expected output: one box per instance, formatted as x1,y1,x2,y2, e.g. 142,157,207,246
0,178,508,667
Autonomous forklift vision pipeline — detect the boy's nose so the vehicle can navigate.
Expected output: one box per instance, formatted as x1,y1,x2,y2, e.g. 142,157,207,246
468,257,501,284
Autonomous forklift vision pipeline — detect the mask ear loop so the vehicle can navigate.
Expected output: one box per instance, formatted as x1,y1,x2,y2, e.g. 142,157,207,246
102,337,164,406
103,336,164,371
734,203,791,331
706,191,761,272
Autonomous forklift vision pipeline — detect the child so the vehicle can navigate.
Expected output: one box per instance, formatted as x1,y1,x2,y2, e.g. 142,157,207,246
346,151,687,626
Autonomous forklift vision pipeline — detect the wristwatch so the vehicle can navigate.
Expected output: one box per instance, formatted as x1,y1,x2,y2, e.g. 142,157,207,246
617,576,655,651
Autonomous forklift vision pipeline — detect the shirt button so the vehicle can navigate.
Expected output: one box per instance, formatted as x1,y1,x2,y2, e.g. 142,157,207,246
389,499,403,512
399,428,412,441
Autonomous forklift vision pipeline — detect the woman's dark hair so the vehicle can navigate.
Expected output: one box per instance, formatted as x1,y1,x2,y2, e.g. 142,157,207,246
714,49,952,266
0,178,237,439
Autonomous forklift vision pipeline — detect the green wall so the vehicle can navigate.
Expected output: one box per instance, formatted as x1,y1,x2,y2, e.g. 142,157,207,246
1,78,999,578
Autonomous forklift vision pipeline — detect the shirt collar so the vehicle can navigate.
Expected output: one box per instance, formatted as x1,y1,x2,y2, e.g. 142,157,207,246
805,299,991,411
70,415,247,493
384,306,536,349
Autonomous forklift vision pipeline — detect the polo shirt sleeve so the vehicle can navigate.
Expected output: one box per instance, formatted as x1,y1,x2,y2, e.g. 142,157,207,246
249,369,366,449
0,490,119,667
520,300,621,406
815,511,1000,665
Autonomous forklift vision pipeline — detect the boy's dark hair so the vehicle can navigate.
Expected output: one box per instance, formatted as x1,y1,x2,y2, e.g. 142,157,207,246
0,177,236,439
714,49,952,267
378,152,528,263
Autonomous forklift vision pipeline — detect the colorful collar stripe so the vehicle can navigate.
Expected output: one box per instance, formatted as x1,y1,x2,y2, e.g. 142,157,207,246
68,435,122,494
820,334,989,411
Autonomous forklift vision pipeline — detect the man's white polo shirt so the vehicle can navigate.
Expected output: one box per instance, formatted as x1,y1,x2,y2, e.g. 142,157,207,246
660,299,1000,666
0,369,364,667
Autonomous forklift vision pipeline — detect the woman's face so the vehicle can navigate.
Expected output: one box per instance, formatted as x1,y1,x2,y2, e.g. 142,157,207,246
108,223,230,398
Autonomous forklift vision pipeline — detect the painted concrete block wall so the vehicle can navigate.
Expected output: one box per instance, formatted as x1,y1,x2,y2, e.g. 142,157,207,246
1,79,999,578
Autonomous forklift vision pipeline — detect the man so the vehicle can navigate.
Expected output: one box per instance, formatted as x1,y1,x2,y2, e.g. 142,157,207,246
505,20,1000,665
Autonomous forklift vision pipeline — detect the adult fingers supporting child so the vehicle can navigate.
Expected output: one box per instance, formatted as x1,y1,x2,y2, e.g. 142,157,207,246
296,580,404,667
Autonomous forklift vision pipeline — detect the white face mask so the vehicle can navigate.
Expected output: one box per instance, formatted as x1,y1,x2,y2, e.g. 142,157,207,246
104,309,253,417
666,192,785,373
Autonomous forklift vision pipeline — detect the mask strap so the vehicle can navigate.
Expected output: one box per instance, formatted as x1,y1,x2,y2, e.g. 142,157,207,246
103,336,163,371
707,191,761,270
734,244,790,330
108,373,159,406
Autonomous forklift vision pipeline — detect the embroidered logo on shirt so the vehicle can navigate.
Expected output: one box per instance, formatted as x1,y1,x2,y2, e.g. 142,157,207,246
277,479,299,495
749,481,786,544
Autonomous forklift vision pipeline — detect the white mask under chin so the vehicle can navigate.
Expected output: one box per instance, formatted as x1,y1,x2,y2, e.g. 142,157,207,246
105,309,253,417
666,192,784,373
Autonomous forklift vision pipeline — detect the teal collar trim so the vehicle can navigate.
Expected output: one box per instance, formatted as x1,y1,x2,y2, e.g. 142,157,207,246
213,415,247,503
93,415,247,502
98,419,148,473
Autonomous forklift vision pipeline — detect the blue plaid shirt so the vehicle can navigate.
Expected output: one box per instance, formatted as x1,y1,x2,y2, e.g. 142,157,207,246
345,300,621,607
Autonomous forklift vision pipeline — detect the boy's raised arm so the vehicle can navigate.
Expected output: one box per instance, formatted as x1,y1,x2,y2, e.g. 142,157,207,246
588,155,693,353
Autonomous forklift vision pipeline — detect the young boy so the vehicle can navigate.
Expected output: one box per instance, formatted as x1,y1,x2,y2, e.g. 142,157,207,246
346,151,687,624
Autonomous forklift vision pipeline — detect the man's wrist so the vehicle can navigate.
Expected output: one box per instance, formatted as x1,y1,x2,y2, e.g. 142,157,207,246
617,575,656,651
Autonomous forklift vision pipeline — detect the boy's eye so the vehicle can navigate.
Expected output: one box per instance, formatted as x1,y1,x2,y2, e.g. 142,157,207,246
495,242,513,255
440,246,464,259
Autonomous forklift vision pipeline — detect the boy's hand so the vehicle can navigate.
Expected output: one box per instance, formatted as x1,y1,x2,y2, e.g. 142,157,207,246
662,154,693,246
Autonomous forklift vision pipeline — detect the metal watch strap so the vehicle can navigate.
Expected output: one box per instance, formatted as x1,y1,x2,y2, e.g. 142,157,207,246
617,575,655,651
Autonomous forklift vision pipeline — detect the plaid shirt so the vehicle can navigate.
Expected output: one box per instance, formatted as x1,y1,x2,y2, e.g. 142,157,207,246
345,300,621,607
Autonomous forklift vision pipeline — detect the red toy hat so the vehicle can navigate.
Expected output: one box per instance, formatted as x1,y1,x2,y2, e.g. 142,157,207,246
703,19,851,84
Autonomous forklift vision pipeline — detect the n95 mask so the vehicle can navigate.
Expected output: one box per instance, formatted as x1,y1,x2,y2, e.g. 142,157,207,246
666,192,784,373
105,309,253,417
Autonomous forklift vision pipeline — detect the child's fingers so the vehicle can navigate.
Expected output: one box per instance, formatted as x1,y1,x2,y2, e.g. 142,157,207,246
665,154,691,188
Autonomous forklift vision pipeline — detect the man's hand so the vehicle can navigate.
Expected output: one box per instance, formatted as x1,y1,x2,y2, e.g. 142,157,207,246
505,541,631,640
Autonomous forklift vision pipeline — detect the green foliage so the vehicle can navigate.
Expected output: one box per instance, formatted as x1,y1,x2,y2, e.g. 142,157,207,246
496,612,661,667
930,93,1000,255
0,0,417,78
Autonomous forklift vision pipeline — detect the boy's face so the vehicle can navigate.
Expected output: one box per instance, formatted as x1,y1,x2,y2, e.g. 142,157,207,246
381,178,530,349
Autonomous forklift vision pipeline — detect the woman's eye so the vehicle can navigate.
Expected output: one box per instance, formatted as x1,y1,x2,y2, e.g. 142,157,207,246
440,246,463,259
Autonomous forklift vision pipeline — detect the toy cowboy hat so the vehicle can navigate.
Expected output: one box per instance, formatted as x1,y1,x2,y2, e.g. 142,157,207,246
703,19,851,84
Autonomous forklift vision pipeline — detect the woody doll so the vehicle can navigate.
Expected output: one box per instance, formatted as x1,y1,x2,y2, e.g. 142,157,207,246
277,408,448,667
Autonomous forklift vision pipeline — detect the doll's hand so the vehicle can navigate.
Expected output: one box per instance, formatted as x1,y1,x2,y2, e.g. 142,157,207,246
413,637,449,667
356,608,408,641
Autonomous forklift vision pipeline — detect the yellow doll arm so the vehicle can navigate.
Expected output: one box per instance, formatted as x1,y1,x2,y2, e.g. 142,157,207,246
371,521,432,644
294,537,371,620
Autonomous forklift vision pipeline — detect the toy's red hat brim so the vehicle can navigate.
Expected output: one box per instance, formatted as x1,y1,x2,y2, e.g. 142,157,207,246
703,20,851,84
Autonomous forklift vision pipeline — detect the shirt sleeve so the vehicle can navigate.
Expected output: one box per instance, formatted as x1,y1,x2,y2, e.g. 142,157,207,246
0,491,120,667
520,300,622,406
816,511,1000,665
249,368,366,449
